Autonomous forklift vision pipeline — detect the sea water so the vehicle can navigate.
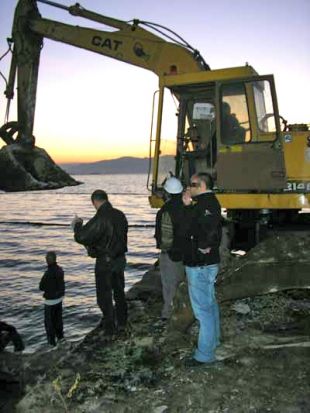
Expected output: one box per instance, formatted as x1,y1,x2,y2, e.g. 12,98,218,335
0,174,158,352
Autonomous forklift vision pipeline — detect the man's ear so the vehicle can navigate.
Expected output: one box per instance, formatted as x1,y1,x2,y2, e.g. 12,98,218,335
201,182,207,191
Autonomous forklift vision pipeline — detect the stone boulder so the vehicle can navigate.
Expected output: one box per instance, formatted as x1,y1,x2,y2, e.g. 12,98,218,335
126,267,163,301
218,232,310,301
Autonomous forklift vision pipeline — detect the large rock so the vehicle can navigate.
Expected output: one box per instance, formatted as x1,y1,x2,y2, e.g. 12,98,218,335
218,232,310,301
126,268,163,301
168,280,193,333
0,144,81,191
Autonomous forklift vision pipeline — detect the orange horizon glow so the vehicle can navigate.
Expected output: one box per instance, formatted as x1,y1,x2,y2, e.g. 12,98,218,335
48,139,176,163
52,151,150,164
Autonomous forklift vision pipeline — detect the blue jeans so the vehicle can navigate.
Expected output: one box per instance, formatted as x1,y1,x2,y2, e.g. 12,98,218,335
186,264,220,363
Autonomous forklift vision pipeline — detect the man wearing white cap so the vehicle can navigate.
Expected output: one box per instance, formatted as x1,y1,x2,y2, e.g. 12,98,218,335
155,177,185,320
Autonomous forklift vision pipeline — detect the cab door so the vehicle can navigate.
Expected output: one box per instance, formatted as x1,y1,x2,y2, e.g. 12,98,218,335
215,75,286,191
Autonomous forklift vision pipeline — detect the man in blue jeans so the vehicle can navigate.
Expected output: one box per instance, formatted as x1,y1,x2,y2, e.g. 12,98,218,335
181,172,222,366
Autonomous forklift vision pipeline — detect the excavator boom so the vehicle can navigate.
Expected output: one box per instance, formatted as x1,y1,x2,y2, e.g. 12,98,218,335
30,17,206,75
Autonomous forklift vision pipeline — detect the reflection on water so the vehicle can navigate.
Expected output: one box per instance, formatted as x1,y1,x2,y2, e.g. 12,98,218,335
0,174,158,352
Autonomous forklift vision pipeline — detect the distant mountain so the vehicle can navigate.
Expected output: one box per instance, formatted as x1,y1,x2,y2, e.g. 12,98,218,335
60,155,174,175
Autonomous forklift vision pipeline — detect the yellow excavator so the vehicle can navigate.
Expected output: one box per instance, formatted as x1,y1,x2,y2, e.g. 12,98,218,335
1,0,310,249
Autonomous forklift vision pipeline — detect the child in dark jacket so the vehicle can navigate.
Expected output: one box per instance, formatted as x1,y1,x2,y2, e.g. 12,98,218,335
39,251,65,346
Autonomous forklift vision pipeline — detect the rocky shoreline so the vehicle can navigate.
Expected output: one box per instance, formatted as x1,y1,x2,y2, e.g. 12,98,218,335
1,233,309,412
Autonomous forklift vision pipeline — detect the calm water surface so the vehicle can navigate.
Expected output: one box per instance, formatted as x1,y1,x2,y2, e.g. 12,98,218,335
0,174,158,352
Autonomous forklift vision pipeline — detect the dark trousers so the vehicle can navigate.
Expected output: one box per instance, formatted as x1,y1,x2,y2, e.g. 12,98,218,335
95,256,128,334
44,302,64,346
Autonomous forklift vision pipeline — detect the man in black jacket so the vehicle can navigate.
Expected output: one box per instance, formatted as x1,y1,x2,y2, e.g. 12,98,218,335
181,172,222,365
39,251,65,346
72,190,128,337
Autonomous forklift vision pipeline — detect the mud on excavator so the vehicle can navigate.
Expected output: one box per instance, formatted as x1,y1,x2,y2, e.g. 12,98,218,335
1,0,309,249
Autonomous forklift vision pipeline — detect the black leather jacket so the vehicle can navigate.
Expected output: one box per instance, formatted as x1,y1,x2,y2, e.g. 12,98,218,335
180,192,222,267
74,201,128,260
39,263,65,299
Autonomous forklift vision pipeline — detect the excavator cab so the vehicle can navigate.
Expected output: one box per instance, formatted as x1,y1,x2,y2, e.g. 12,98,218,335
151,67,286,196
149,67,309,248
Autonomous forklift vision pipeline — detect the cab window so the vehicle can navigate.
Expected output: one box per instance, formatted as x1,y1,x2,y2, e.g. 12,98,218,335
220,83,251,145
253,80,276,134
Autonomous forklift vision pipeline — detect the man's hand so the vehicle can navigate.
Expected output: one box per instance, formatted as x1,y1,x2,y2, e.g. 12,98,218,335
182,189,192,206
71,214,83,230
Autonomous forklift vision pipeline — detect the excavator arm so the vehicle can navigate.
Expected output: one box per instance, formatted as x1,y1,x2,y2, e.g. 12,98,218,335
1,0,208,145
32,3,209,76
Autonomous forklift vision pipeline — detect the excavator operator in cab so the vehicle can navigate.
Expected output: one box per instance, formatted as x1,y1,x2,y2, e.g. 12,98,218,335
221,102,246,145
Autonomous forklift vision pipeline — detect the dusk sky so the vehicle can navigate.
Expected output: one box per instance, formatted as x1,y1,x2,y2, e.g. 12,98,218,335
0,0,309,163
